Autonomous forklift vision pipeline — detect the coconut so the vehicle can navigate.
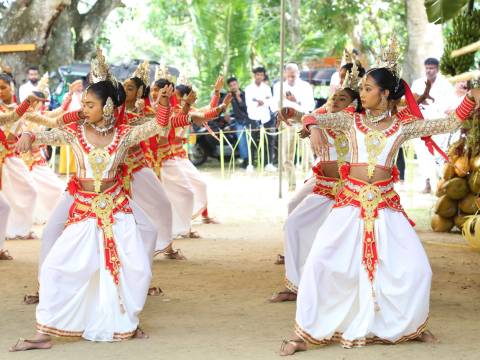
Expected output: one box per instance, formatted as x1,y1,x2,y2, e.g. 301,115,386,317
431,214,454,232
443,164,456,180
459,193,480,214
470,155,480,172
468,170,480,194
436,179,447,197
434,195,458,218
445,177,469,200
454,156,470,177
454,213,468,229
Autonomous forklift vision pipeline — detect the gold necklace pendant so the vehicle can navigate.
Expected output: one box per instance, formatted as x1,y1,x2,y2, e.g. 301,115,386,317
334,134,349,165
87,148,111,193
364,130,387,179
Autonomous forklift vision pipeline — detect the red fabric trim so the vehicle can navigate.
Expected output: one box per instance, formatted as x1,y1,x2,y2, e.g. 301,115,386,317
15,100,30,117
63,111,81,124
455,96,476,121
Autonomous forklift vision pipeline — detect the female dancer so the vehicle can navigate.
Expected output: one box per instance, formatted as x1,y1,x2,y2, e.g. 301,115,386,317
0,73,41,258
9,49,199,351
278,41,480,355
0,72,39,239
271,65,363,302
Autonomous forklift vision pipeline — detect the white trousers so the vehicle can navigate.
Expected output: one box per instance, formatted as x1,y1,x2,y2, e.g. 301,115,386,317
287,177,316,215
31,164,64,224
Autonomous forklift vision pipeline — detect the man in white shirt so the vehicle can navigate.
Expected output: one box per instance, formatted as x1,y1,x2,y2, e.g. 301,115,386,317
411,58,455,193
245,67,276,171
272,63,315,190
18,66,41,102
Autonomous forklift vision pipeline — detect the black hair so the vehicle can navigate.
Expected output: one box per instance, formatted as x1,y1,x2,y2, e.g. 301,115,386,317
0,73,14,86
252,66,266,75
87,80,126,107
424,58,439,67
153,79,174,90
340,62,366,78
129,76,150,99
175,84,192,97
366,68,405,101
27,66,39,73
227,76,238,85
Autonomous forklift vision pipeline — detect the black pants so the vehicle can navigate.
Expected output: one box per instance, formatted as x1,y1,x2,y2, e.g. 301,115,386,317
396,147,405,181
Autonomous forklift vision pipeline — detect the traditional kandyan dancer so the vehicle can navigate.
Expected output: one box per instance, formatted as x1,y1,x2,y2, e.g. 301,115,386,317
148,71,231,249
277,38,480,355
0,71,44,259
271,62,364,303
9,49,204,351
20,73,68,224
0,71,42,241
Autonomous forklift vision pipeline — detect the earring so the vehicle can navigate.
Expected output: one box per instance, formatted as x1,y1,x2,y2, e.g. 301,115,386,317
103,97,114,124
380,95,388,110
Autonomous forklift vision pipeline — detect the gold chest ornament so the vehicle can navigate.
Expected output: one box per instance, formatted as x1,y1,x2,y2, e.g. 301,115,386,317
333,133,349,165
88,148,111,193
364,130,387,179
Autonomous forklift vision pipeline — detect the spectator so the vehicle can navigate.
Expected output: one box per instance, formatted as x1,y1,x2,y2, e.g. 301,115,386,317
225,76,250,168
19,66,42,102
272,63,315,189
411,57,455,193
245,66,276,171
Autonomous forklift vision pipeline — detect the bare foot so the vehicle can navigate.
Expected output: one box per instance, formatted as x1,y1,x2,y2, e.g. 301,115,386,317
274,254,285,265
0,249,13,260
415,330,438,343
9,334,52,352
133,327,149,339
279,338,307,356
270,291,297,303
147,287,163,296
164,249,187,260
24,292,39,305
202,217,219,224
182,231,201,239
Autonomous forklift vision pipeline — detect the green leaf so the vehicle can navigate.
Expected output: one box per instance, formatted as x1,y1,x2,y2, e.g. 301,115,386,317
424,0,469,24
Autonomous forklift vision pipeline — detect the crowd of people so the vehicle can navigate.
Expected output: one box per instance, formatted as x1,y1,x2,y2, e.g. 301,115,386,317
0,35,479,356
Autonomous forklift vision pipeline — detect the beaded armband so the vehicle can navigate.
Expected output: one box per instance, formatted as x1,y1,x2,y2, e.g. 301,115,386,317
15,100,30,117
456,95,476,121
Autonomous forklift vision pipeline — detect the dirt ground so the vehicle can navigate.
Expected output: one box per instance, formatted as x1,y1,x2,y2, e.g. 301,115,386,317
1,169,480,360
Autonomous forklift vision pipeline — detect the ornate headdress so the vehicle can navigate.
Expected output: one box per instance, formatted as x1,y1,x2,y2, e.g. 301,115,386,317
89,47,116,85
342,48,354,65
132,60,150,85
154,63,174,83
177,72,192,87
341,61,360,92
37,73,50,98
377,35,400,78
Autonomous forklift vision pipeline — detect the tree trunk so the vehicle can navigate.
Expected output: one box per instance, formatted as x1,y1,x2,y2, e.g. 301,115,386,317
288,0,301,59
403,0,444,84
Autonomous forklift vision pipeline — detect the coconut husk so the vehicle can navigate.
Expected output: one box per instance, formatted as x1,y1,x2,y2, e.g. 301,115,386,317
431,214,454,232
468,170,480,194
436,179,447,197
434,195,458,218
454,155,470,177
443,164,456,180
445,177,469,200
454,213,468,229
459,193,480,214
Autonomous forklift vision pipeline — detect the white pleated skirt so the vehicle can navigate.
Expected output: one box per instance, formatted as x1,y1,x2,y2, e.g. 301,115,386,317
31,164,64,224
161,159,194,236
284,193,334,292
1,157,37,237
176,158,208,218
36,212,152,341
287,177,316,215
0,192,10,250
295,206,431,347
131,167,172,252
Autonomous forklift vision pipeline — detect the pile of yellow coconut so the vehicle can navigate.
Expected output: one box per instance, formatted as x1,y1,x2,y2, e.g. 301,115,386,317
432,138,480,249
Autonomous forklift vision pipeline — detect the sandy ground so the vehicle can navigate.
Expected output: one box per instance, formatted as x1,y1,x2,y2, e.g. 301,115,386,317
1,168,480,360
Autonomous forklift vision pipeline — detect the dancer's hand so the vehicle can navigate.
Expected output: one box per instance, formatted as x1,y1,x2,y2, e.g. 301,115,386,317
15,132,34,153
222,93,233,107
156,84,174,106
310,127,328,157
185,90,197,105
214,75,224,93
68,79,83,94
26,94,47,107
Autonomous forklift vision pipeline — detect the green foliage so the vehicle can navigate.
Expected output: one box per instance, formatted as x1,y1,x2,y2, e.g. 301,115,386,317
425,0,469,24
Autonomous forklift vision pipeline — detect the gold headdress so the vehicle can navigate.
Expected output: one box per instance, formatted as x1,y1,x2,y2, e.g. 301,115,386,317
341,61,360,92
37,73,50,98
177,72,192,87
154,63,174,83
132,60,150,85
89,47,114,84
342,48,354,65
377,35,400,78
